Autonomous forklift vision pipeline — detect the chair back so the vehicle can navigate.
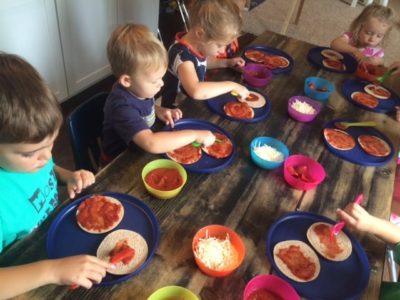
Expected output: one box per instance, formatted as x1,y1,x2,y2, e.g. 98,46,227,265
67,92,108,173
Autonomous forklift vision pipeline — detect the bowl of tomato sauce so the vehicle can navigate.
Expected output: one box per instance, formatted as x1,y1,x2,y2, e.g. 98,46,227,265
243,63,273,88
142,159,187,200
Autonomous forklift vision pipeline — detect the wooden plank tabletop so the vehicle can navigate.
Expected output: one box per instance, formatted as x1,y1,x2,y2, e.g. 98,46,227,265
2,30,400,300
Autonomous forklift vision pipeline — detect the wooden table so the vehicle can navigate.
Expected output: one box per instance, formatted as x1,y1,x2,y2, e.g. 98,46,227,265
2,30,400,300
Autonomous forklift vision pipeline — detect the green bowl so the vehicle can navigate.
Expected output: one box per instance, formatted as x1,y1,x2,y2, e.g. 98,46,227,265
142,159,187,200
147,286,199,300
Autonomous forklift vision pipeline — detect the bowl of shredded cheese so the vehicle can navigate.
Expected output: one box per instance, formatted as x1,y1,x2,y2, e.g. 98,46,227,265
288,96,321,123
250,137,289,170
192,224,245,277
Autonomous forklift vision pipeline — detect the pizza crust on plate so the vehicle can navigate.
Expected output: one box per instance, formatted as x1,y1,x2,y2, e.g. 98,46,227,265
321,49,344,61
323,128,356,151
364,84,391,100
322,58,346,71
237,91,266,108
358,134,391,157
166,144,202,165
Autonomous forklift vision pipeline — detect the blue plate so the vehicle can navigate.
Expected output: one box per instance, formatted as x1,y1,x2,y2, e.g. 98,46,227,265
307,47,357,74
266,211,370,300
342,79,400,113
207,90,271,123
162,119,235,173
242,45,293,74
322,119,394,166
46,192,160,286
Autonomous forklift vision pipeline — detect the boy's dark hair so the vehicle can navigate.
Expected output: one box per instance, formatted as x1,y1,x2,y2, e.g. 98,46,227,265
0,53,63,143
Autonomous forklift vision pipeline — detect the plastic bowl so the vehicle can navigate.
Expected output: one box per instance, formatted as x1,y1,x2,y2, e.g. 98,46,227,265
148,285,199,300
243,63,273,88
304,76,334,103
243,274,300,300
283,154,326,191
288,95,322,123
192,224,245,277
141,159,187,200
355,63,386,83
250,137,289,170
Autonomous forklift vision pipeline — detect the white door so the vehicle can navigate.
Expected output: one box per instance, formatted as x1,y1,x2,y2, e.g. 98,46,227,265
0,0,68,101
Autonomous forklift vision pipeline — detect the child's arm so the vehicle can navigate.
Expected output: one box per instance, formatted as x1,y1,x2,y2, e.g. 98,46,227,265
337,203,400,245
365,56,384,66
330,36,365,62
133,128,216,154
178,61,249,100
207,56,245,70
54,166,95,199
389,61,400,75
0,255,112,299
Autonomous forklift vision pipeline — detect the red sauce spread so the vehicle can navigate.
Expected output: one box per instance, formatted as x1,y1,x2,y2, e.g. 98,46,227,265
314,223,343,258
145,168,183,191
248,289,283,300
109,239,135,265
277,245,316,280
77,195,121,231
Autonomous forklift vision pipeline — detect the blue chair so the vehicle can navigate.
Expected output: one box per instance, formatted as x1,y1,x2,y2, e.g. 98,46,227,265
67,92,108,173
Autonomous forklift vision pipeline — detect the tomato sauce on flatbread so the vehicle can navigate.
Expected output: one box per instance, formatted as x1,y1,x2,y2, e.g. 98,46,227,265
76,195,124,234
166,144,202,164
237,91,266,108
145,168,183,191
248,289,283,300
322,58,346,71
323,128,356,151
321,49,343,61
351,92,379,109
358,135,391,157
202,132,233,159
263,55,289,69
245,49,266,63
224,101,254,119
364,84,391,100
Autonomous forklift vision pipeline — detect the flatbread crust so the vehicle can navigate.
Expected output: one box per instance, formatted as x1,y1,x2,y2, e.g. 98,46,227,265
358,134,391,157
351,91,379,109
76,195,124,234
224,101,255,119
201,132,233,159
321,49,344,61
244,49,266,63
264,55,290,69
323,128,356,151
307,222,352,261
273,240,320,282
322,58,346,71
166,144,202,165
364,84,391,100
237,91,266,108
97,229,148,275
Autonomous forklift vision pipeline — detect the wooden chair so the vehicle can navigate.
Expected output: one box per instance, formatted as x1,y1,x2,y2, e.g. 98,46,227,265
67,92,108,173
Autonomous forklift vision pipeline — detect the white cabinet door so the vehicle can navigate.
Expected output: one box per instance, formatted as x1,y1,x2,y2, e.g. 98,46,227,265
56,0,116,95
0,0,68,101
117,0,159,34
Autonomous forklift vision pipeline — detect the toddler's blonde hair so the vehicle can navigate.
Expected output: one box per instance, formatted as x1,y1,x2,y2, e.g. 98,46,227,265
349,4,395,47
188,0,243,43
107,23,168,78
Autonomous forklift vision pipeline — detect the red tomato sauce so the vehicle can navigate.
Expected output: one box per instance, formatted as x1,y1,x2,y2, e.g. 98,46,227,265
248,289,283,300
313,223,343,258
145,168,183,191
277,245,316,280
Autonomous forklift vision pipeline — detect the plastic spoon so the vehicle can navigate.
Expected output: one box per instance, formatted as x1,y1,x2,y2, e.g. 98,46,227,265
334,121,376,130
376,69,394,84
192,138,222,147
330,194,364,239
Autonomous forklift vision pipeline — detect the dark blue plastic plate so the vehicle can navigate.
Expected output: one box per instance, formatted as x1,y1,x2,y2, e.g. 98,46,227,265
266,211,370,300
307,47,357,74
46,192,160,286
242,45,293,74
207,90,271,123
162,119,235,173
342,79,400,113
322,119,394,166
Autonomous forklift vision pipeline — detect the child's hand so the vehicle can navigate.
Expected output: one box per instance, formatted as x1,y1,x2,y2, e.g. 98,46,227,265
232,83,250,100
229,57,245,70
389,62,400,75
352,49,366,63
195,130,216,147
336,203,374,233
67,170,95,199
51,255,113,288
157,107,183,128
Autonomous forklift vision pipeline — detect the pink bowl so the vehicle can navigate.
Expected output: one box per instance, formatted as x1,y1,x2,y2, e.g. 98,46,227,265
243,274,300,300
243,63,272,88
288,96,321,123
283,155,326,190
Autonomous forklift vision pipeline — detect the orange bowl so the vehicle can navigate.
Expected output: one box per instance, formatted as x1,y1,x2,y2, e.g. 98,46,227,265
355,63,386,83
192,224,245,277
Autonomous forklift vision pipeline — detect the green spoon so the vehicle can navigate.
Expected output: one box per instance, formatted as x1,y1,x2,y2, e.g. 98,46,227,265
376,69,394,84
334,121,376,130
192,138,222,147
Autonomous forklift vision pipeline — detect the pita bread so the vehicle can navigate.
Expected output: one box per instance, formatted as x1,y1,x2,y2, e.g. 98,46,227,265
76,195,124,234
307,222,352,261
322,58,346,71
364,84,391,100
166,144,202,165
97,229,148,275
273,240,320,282
237,91,266,108
321,49,344,61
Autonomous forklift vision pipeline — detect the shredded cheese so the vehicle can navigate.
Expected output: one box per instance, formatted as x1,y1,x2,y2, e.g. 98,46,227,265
254,144,284,162
195,232,235,271
291,99,316,115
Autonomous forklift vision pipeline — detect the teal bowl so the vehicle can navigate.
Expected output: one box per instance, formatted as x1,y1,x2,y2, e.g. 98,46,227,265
250,137,289,169
304,76,334,103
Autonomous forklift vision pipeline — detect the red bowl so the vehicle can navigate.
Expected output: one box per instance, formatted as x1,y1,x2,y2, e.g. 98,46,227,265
243,63,272,88
283,155,326,190
355,63,386,83
192,224,245,277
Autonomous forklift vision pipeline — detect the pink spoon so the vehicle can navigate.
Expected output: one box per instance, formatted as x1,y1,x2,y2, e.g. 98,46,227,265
330,194,364,239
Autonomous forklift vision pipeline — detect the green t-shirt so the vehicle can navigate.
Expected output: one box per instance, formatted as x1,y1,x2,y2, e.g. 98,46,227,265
0,159,58,253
